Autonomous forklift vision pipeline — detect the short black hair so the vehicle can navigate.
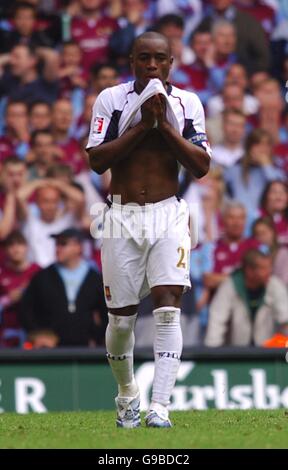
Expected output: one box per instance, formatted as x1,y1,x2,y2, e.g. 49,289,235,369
90,62,118,78
13,1,36,16
3,230,27,247
189,26,211,44
62,40,81,49
29,100,51,113
2,155,26,167
131,31,171,56
12,42,37,57
31,129,53,146
6,99,28,111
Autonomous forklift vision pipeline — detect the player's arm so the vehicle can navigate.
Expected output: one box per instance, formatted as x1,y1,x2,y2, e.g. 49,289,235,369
86,91,155,175
87,121,151,174
156,94,211,178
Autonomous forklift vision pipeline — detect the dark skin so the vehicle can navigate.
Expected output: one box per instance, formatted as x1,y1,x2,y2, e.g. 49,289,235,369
87,34,211,316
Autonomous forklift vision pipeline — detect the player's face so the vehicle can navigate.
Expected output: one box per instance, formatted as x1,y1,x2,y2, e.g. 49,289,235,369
131,38,173,90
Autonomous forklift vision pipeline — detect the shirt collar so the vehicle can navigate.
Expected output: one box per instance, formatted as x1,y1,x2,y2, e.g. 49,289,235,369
133,81,173,96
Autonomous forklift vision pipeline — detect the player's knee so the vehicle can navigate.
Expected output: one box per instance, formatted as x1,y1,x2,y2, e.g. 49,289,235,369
153,306,181,325
108,312,137,335
151,286,183,309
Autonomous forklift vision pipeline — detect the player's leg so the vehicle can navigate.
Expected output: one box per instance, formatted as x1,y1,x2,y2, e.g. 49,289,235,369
144,198,191,427
106,305,141,428
145,285,183,428
101,207,147,427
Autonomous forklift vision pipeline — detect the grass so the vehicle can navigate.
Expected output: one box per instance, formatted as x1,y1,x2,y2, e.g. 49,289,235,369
0,410,287,449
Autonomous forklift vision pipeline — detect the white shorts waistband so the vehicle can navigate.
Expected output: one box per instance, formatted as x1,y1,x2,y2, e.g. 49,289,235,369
106,195,182,212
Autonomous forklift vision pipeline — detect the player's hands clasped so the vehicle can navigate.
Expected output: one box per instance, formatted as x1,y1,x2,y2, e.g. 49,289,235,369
141,94,167,129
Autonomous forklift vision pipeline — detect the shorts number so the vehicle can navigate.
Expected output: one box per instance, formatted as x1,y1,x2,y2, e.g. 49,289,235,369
177,247,188,269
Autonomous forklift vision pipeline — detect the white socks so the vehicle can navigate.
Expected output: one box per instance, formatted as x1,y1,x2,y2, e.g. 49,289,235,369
106,307,182,414
150,307,182,411
106,312,139,398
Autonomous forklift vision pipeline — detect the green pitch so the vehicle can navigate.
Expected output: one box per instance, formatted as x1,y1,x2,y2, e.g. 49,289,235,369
0,410,287,449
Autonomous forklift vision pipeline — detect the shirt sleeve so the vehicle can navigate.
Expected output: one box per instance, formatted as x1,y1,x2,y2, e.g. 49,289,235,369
86,88,115,149
182,92,212,158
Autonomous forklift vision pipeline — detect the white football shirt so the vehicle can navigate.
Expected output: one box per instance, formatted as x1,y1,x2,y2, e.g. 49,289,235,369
86,80,211,157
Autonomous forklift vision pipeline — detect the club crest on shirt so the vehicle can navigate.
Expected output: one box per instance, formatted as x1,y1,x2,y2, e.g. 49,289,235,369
105,285,112,301
93,116,105,134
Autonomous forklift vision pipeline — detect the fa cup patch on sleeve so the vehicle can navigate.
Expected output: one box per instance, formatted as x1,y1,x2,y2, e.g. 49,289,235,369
93,116,105,134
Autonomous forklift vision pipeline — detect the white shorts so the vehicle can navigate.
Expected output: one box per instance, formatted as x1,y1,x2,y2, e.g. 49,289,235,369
101,196,191,309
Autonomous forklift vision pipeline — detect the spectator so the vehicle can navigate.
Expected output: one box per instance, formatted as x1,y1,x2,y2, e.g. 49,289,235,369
45,163,89,230
51,98,87,174
198,0,270,74
28,100,52,132
0,1,54,53
208,20,237,93
0,191,17,245
0,43,59,105
74,93,97,141
202,201,258,292
0,230,40,348
70,0,118,74
0,100,30,160
207,63,259,117
188,200,256,334
252,216,288,287
211,109,246,168
58,40,88,97
0,156,28,197
155,14,194,67
252,78,285,144
18,180,85,267
0,156,28,229
235,0,277,38
89,63,119,95
156,0,203,42
26,129,60,179
259,180,288,245
178,28,212,104
206,82,246,144
184,167,226,243
205,248,288,346
20,227,107,347
224,128,284,215
109,0,149,79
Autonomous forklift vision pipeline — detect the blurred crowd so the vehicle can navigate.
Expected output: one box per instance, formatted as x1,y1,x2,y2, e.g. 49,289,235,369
1,0,288,349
